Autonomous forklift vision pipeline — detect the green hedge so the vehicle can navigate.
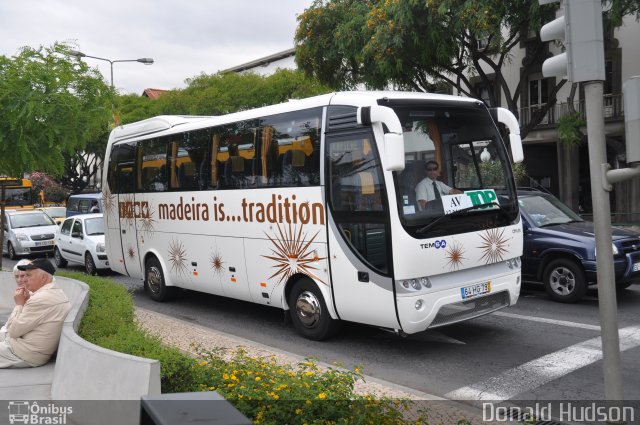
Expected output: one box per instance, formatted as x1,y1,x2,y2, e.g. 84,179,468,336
62,272,440,424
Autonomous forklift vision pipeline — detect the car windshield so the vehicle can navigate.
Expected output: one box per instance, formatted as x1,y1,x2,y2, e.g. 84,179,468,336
9,213,55,228
519,194,584,227
84,217,105,236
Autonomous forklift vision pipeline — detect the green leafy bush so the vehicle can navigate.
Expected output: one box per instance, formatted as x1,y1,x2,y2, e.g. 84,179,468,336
65,272,438,424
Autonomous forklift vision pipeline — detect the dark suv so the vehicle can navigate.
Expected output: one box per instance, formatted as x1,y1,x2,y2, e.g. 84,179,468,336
518,190,640,302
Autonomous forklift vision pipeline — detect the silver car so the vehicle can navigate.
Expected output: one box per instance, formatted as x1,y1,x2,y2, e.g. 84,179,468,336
2,210,58,259
54,213,110,275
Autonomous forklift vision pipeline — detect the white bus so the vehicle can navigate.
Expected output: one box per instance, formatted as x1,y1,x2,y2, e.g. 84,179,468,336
102,91,524,340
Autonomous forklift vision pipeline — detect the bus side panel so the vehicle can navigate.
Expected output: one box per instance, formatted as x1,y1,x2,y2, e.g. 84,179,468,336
327,215,399,329
244,238,330,309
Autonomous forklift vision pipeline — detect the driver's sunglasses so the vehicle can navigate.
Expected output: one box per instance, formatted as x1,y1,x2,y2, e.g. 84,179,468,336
426,167,438,171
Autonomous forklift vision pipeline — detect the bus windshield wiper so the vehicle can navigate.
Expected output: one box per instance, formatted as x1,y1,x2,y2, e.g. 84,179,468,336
416,202,500,235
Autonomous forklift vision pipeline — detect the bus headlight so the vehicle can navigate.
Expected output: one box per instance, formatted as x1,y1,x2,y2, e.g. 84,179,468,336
410,279,421,290
401,280,410,289
414,299,424,310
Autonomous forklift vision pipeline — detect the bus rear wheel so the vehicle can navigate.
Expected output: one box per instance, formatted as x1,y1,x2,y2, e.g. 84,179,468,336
288,279,340,341
144,257,176,302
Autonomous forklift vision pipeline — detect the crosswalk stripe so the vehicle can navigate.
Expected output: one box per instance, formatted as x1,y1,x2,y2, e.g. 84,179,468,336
445,325,640,401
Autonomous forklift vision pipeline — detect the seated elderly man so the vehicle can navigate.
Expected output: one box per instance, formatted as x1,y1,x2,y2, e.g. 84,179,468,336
0,259,32,340
0,259,70,368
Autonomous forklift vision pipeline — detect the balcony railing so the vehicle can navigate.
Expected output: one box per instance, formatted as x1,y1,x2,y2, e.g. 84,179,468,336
519,93,624,128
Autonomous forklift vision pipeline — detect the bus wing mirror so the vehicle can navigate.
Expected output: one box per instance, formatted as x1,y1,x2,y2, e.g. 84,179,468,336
495,107,524,164
357,105,405,171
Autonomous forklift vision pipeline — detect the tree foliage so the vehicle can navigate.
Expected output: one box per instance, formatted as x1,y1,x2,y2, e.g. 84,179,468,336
0,42,114,178
295,0,640,138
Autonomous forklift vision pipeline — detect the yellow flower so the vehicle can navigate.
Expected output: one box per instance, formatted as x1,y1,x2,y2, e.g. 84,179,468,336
255,376,261,382
318,393,327,399
304,371,314,377
296,409,302,415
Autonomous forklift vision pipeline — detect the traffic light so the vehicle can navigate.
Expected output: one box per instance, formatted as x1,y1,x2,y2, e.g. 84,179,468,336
539,0,605,83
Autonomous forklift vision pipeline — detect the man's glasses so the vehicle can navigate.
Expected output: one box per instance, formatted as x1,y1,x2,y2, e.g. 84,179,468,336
426,167,438,171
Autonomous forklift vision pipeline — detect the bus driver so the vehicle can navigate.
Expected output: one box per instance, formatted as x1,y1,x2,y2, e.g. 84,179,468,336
415,160,462,210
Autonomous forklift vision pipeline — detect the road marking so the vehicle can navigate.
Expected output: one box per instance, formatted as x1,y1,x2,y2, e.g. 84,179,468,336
493,311,601,331
445,325,640,401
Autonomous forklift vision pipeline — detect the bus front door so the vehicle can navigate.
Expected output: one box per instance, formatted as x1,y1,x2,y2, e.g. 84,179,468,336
326,131,398,329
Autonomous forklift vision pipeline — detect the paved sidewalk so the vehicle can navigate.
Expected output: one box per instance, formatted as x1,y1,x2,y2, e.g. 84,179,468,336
135,307,497,425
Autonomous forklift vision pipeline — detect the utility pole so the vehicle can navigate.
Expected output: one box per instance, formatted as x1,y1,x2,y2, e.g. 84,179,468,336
539,1,640,421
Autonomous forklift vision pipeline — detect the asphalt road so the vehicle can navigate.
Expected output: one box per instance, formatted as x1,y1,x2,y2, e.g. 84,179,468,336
5,257,640,405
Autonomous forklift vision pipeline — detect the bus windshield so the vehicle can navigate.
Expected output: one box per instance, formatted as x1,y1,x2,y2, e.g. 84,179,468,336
0,178,34,208
391,103,518,238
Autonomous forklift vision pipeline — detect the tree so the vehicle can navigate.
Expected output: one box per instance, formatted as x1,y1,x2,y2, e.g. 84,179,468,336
153,69,332,116
0,42,114,178
295,0,640,138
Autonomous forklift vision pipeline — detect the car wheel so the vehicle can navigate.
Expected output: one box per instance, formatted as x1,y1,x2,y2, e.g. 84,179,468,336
144,256,176,302
288,278,340,340
7,243,18,260
543,258,587,303
85,252,97,275
54,247,68,268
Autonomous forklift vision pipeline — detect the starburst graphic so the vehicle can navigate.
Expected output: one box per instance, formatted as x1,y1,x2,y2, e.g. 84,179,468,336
126,245,137,260
445,240,466,271
262,223,326,286
210,248,224,277
139,203,156,237
121,193,136,227
168,239,189,277
478,228,509,264
101,186,116,222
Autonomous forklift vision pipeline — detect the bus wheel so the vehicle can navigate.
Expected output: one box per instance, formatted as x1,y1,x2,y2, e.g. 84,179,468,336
54,247,67,268
144,257,175,302
288,279,340,341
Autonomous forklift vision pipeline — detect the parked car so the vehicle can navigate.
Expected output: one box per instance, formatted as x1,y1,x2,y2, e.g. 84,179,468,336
2,210,59,259
66,193,102,217
518,189,640,302
37,206,67,225
54,213,110,275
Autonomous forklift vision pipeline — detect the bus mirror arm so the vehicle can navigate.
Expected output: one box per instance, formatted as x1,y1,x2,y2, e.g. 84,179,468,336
357,105,405,172
495,107,524,164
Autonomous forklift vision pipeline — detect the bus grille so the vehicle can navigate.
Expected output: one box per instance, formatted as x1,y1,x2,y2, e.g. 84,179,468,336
428,291,510,328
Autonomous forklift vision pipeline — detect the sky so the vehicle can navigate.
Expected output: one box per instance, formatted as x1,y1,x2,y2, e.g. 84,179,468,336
0,0,314,95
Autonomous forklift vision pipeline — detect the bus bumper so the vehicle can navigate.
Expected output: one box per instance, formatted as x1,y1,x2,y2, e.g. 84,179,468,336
396,271,520,335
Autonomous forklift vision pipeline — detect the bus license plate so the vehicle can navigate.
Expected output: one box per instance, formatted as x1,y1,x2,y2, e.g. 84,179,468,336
461,281,491,299
35,240,54,247
633,262,640,272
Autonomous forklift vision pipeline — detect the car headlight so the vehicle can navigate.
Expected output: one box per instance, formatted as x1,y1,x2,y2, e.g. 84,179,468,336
16,233,29,241
594,244,619,257
96,242,106,253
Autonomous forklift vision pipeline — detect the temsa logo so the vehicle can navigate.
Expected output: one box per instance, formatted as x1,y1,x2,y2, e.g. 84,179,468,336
119,201,150,219
420,240,447,249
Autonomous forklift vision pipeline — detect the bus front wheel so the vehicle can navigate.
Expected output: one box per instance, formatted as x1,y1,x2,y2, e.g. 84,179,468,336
144,257,176,302
288,279,340,341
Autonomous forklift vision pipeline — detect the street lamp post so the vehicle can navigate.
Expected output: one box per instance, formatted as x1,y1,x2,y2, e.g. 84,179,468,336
68,49,154,88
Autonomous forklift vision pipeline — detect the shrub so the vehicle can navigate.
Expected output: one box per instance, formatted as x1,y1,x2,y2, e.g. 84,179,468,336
66,272,432,424
63,272,196,393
